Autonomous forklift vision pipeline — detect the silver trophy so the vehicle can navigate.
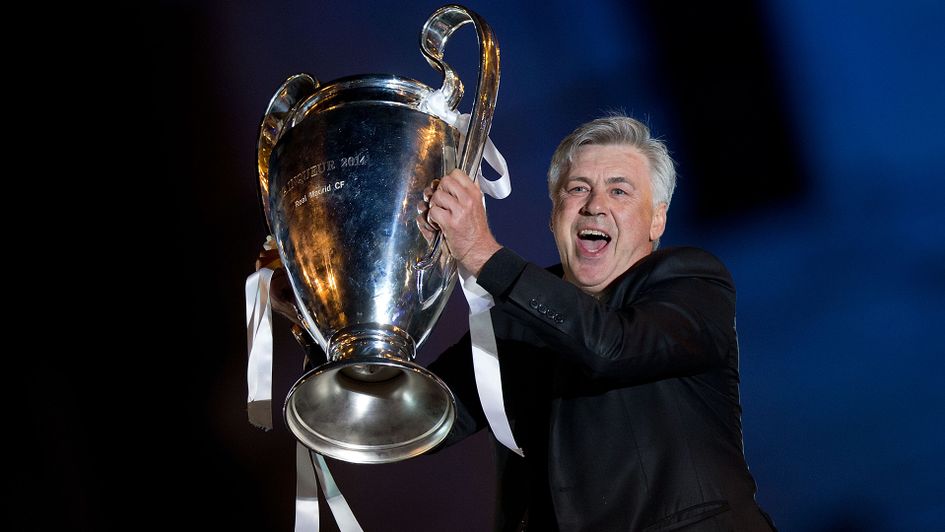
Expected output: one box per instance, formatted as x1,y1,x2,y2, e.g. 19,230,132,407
255,4,499,464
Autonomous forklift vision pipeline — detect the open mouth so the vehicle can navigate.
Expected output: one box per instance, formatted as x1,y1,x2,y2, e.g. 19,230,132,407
577,229,612,254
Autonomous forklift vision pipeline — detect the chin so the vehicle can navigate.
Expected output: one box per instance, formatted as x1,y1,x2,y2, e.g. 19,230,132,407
569,265,612,292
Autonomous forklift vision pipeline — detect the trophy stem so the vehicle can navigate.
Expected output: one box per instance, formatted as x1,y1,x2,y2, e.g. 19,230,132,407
328,324,415,382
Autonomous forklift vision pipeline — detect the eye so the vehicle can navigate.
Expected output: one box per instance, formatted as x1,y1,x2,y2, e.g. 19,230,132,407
567,184,589,194
611,188,628,196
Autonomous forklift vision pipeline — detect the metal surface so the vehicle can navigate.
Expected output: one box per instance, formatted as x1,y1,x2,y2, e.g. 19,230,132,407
416,4,500,268
257,74,320,228
285,358,455,464
255,4,500,463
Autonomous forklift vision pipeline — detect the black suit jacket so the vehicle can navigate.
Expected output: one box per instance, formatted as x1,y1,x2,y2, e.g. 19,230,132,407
430,247,775,531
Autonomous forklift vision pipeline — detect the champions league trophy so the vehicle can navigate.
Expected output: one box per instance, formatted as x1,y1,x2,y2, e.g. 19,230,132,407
255,4,499,464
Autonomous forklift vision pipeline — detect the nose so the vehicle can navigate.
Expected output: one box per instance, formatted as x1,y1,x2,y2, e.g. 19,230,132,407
579,188,606,216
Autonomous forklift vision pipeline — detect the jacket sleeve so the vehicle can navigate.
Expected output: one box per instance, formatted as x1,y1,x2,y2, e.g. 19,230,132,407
426,332,489,447
477,247,737,384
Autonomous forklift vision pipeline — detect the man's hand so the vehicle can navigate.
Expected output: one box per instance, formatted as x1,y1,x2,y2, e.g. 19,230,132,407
422,168,502,276
255,247,303,327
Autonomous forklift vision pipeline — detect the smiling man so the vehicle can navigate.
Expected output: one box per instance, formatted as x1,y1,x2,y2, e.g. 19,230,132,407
551,142,667,296
425,115,776,531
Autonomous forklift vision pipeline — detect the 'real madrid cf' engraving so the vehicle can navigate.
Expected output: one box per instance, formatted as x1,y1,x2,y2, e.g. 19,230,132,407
292,179,347,207
281,151,369,198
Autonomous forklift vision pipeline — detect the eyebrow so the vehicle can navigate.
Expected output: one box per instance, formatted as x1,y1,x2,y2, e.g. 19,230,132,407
567,176,635,187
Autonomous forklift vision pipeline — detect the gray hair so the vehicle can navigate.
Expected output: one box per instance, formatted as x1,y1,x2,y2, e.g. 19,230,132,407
547,114,676,210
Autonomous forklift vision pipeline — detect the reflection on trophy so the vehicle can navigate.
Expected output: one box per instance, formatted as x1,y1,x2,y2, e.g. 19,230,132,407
255,4,499,464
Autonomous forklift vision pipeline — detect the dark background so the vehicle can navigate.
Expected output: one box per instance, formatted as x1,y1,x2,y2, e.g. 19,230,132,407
53,0,944,530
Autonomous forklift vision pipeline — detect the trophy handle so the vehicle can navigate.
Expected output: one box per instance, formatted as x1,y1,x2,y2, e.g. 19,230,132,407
257,74,320,230
421,4,499,179
417,252,457,308
416,4,500,271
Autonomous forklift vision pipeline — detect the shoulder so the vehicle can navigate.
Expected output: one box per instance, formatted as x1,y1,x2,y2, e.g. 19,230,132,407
640,246,732,281
604,247,734,302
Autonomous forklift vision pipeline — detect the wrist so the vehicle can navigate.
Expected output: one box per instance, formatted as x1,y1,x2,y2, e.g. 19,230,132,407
460,239,502,277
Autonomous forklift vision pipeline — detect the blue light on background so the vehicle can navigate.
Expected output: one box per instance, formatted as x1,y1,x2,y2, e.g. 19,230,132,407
149,1,944,529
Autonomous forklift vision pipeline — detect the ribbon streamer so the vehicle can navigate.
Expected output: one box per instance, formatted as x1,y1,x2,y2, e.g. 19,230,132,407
295,443,320,531
312,453,363,531
250,260,362,531
295,443,364,532
423,86,521,456
419,88,511,199
246,267,276,430
459,266,524,457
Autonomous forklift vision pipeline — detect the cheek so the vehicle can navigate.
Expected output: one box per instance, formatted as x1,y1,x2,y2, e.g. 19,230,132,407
550,203,566,230
551,211,571,245
551,221,568,246
615,211,648,238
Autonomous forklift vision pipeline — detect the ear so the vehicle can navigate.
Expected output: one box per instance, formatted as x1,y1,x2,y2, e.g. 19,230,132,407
649,202,668,242
549,197,558,233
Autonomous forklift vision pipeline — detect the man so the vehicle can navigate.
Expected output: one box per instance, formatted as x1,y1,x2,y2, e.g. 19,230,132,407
422,115,776,531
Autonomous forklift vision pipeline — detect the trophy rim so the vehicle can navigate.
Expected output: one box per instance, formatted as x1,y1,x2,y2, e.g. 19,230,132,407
284,357,457,464
290,73,452,129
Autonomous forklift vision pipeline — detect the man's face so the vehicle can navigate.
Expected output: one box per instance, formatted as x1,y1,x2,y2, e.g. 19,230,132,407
551,144,667,296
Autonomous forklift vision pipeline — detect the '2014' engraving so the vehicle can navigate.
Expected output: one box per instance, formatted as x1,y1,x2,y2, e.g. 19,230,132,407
282,152,368,198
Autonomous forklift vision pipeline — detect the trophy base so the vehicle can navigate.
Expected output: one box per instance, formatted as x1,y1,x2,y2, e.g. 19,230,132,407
284,353,456,464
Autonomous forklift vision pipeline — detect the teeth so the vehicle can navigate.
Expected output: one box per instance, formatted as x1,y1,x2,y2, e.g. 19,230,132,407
578,229,611,241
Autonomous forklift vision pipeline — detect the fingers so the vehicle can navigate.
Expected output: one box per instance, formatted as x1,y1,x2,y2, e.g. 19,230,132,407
415,211,436,243
270,269,303,326
416,179,440,242
255,248,282,271
432,171,480,211
414,168,498,272
423,178,440,202
422,169,475,204
417,169,480,242
437,169,477,197
415,196,437,242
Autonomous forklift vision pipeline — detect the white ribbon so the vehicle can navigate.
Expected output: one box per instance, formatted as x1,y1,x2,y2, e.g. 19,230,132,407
459,266,524,457
295,443,320,531
245,267,275,430
312,453,363,531
295,443,364,532
248,238,360,531
422,87,521,456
